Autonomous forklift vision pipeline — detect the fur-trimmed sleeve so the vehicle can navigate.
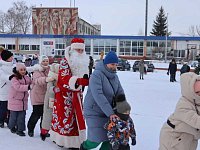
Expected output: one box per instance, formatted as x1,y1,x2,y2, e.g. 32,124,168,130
57,68,81,91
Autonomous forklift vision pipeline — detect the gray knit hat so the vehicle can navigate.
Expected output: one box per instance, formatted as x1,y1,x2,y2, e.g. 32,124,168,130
115,94,131,114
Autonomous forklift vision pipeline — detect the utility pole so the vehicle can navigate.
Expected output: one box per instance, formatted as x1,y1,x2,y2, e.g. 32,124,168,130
144,0,148,59
165,13,168,63
70,0,72,7
145,0,148,36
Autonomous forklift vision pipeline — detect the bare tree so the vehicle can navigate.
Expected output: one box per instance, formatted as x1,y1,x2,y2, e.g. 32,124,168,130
0,11,6,33
4,1,32,34
188,25,196,36
196,25,200,36
5,8,19,33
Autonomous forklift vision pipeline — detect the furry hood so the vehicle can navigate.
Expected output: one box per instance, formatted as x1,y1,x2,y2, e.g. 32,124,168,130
180,72,200,104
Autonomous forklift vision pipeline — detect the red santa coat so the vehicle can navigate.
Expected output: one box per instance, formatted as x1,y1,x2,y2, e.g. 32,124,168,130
50,58,86,148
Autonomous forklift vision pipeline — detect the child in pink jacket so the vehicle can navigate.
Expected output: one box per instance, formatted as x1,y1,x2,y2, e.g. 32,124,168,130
8,63,31,136
27,55,54,137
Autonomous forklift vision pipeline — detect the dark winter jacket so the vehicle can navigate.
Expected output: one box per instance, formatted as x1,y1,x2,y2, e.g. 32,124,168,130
88,57,94,69
168,62,177,74
104,117,136,150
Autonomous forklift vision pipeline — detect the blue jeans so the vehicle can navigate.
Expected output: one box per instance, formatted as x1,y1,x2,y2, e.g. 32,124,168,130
9,110,26,131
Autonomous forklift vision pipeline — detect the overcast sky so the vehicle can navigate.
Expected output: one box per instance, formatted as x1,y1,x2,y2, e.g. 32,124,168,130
1,0,200,36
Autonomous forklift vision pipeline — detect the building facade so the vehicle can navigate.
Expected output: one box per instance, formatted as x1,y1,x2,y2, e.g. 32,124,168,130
32,7,101,36
77,18,101,35
0,34,200,61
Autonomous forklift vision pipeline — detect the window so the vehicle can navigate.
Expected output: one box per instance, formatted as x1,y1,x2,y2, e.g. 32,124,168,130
153,42,158,47
55,44,65,49
139,41,143,47
19,45,29,50
85,46,90,55
132,41,137,47
7,44,15,50
30,45,40,51
0,44,5,48
125,41,131,46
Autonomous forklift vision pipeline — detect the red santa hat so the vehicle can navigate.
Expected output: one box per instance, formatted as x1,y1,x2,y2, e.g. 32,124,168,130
70,38,85,50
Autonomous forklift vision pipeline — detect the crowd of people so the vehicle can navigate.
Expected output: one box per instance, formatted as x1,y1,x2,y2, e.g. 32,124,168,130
0,39,136,150
2,37,200,150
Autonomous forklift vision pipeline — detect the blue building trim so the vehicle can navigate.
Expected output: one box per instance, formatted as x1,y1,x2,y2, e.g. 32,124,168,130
0,34,200,41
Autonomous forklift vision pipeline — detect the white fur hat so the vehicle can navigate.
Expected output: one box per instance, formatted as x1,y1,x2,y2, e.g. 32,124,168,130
39,55,49,64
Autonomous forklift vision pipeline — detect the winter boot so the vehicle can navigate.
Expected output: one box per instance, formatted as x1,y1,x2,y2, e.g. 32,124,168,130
16,131,26,136
10,127,17,134
40,128,49,141
28,130,34,137
0,122,4,128
80,143,86,150
40,133,46,141
4,118,9,126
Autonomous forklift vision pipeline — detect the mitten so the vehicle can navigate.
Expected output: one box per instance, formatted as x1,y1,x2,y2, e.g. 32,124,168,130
132,137,136,146
46,77,55,82
77,78,89,86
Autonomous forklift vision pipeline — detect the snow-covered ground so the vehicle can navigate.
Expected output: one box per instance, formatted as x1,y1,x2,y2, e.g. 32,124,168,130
1,68,200,150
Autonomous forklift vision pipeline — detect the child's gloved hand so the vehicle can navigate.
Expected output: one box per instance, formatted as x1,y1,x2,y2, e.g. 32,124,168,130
132,137,136,146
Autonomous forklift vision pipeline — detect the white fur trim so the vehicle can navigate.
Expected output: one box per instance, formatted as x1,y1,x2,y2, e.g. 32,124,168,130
68,76,82,91
71,43,85,50
65,46,71,66
49,129,86,148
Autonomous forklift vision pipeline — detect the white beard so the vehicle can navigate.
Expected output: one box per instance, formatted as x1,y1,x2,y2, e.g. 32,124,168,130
69,50,89,77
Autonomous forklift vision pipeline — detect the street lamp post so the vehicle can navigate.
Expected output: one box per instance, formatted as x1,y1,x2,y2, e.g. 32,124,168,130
145,0,148,36
144,0,148,59
165,13,168,62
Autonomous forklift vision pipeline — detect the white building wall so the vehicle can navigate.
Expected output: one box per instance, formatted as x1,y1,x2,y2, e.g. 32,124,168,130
0,38,15,44
18,38,40,45
176,41,187,50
